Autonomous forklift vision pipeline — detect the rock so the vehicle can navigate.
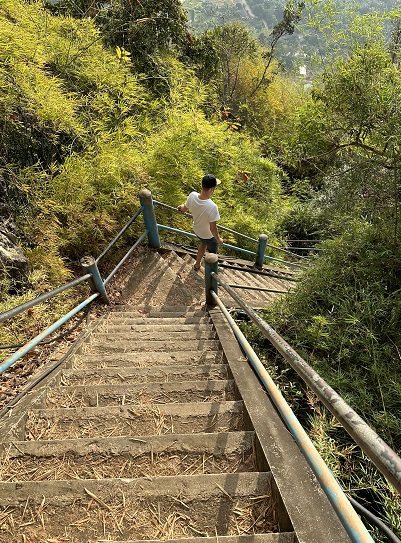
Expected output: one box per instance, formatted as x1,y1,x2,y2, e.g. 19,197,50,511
0,174,29,290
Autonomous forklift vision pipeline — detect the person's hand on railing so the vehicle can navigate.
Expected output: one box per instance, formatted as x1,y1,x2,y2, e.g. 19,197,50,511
177,204,188,213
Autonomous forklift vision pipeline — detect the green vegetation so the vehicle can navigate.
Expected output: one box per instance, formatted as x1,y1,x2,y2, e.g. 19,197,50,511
1,0,401,539
0,0,291,351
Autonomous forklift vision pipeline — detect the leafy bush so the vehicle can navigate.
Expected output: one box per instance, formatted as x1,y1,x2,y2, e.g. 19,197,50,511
263,220,401,537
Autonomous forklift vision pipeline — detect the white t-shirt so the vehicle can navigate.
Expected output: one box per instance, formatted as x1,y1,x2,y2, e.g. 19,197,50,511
185,192,220,239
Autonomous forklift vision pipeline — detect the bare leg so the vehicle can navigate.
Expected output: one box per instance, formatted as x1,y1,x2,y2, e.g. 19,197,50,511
195,243,207,268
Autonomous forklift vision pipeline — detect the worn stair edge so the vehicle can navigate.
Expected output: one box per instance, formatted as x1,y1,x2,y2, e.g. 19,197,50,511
22,400,245,441
104,316,212,325
92,330,218,341
72,350,225,368
2,398,244,442
0,431,255,458
210,309,352,543
60,364,229,385
110,304,202,312
109,308,207,318
103,534,296,543
97,323,213,332
28,400,244,419
84,339,221,352
0,471,272,505
45,379,235,407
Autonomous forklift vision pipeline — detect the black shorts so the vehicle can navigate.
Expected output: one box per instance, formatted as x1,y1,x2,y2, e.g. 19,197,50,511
198,236,219,253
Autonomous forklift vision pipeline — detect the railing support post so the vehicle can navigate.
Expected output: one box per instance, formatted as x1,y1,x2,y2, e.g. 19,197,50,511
139,189,161,249
205,254,218,306
80,256,110,304
256,234,268,269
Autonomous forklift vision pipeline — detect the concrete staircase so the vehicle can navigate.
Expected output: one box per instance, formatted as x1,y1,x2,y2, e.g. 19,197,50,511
0,248,350,543
116,247,295,309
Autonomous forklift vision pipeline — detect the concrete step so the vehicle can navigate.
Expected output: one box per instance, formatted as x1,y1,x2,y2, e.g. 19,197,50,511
73,350,225,369
109,308,208,318
0,472,275,542
45,380,236,408
84,339,221,354
160,251,193,279
106,316,212,326
109,302,208,318
98,323,213,333
106,535,296,543
220,268,273,304
60,364,229,385
118,251,198,306
25,401,245,440
1,431,255,481
161,251,204,296
92,330,218,341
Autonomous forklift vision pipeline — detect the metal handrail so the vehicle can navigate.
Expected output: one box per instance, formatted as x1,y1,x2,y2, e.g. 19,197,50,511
104,230,148,286
157,221,306,270
153,199,309,261
209,288,375,543
96,208,143,264
227,283,291,294
0,205,147,376
0,274,92,325
211,270,401,495
217,262,299,282
0,293,99,375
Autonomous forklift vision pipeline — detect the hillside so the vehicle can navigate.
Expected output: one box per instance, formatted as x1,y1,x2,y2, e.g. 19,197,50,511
1,0,401,540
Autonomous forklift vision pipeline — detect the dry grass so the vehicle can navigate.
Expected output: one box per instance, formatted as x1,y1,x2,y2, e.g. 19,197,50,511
0,445,256,482
45,386,233,409
0,492,277,543
24,404,243,441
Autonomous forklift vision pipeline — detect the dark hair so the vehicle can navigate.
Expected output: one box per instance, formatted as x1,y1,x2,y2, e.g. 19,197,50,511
202,174,220,188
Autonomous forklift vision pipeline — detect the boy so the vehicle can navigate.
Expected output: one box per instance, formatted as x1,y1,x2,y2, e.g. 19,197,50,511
177,174,223,270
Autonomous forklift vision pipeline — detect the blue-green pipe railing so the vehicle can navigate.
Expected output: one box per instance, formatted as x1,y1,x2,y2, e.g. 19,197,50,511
0,202,147,376
139,189,160,248
0,293,99,375
0,274,92,325
96,208,143,264
157,224,305,269
209,288,375,543
0,187,303,379
153,199,310,262
211,270,401,496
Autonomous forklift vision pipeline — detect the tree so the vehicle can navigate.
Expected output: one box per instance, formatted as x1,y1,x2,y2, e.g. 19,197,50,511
250,0,304,96
208,22,258,106
100,0,189,75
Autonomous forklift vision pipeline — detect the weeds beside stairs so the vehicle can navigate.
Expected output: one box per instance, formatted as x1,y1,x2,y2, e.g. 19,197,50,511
0,248,350,543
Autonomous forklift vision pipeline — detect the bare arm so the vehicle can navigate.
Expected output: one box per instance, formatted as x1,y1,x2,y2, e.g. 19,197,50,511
177,204,189,213
210,221,223,245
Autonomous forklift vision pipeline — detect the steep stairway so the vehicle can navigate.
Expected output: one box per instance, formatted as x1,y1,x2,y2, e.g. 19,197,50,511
118,246,295,309
0,306,290,542
0,248,350,543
